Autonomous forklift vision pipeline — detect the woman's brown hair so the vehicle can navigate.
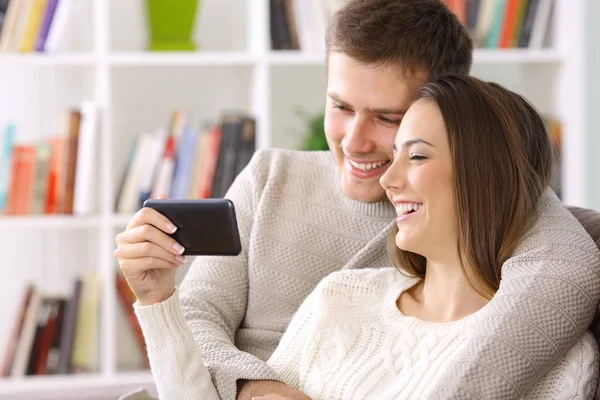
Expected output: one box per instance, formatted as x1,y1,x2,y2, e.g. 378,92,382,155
388,74,553,299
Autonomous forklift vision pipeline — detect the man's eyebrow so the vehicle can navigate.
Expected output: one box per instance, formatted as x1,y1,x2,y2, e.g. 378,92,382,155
401,138,435,148
328,92,406,115
328,92,353,109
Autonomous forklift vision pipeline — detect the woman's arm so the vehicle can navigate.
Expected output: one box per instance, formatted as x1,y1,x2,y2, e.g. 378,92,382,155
134,288,221,400
266,280,321,391
428,190,600,399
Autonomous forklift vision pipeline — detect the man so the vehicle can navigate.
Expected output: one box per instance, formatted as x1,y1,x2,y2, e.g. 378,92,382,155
115,1,600,399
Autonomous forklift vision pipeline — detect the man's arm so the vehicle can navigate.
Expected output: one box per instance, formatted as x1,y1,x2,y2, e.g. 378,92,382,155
428,190,600,399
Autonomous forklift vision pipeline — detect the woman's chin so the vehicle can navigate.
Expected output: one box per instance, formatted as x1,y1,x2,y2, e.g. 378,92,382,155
395,236,417,253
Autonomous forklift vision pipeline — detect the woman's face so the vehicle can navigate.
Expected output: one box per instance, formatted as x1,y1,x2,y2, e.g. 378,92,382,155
379,99,458,259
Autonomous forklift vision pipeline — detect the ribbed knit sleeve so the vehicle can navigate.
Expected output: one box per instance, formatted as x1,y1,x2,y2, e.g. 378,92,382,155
133,289,220,400
266,280,321,389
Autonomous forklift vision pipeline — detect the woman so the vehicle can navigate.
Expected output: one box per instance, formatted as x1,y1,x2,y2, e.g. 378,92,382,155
129,75,598,399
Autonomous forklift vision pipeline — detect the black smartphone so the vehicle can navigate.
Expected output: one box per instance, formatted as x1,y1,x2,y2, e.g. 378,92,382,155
142,198,242,256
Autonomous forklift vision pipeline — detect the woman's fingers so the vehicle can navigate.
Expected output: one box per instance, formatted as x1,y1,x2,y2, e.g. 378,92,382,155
127,205,178,235
116,223,185,256
114,242,185,266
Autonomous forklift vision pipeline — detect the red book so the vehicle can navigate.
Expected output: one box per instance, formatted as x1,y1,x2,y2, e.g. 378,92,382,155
499,0,520,48
115,273,149,368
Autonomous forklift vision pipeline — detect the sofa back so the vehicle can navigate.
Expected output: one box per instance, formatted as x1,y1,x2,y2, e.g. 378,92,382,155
567,206,600,399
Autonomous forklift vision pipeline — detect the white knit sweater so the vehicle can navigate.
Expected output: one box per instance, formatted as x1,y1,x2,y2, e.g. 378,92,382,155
134,267,599,400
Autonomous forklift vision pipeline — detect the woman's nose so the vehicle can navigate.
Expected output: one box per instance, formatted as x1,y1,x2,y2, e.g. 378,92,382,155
380,159,406,192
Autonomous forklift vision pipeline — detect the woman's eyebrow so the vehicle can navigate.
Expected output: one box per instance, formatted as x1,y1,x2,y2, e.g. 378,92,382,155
401,138,435,148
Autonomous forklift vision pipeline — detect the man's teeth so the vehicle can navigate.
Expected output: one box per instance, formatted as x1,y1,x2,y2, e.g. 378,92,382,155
396,203,422,215
348,159,389,171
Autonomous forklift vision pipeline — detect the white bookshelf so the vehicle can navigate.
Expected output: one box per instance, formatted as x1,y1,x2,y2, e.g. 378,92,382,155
0,0,592,395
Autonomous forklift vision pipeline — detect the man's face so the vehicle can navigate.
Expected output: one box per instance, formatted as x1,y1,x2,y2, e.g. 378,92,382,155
324,52,429,203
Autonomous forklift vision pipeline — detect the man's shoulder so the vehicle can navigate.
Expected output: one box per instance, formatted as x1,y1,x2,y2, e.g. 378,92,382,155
247,148,339,189
251,148,334,171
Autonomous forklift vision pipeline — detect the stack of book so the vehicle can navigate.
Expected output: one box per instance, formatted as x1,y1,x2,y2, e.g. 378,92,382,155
0,0,74,53
270,0,554,51
444,0,555,49
115,111,256,214
1,272,148,377
0,102,99,216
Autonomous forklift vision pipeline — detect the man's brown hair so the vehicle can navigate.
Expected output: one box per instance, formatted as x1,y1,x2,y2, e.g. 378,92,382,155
326,0,473,78
387,74,552,299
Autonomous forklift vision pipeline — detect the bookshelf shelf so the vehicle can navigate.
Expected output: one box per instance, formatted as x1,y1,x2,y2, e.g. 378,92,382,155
0,215,102,229
267,49,564,66
108,52,258,66
111,213,136,228
473,49,564,64
0,53,97,66
0,370,153,395
268,51,326,65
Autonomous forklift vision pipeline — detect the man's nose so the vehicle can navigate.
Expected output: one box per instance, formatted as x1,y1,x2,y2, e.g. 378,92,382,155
343,116,374,154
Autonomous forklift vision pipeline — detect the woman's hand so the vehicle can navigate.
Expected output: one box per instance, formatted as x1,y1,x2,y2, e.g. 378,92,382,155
114,195,186,306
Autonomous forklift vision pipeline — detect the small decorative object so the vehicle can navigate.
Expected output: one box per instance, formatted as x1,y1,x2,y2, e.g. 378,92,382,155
145,0,199,51
296,107,329,151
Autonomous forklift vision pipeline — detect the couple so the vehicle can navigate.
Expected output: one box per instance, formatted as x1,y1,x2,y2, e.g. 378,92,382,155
115,0,600,399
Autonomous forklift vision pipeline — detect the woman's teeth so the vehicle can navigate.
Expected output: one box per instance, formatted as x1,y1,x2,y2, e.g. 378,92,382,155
396,203,422,215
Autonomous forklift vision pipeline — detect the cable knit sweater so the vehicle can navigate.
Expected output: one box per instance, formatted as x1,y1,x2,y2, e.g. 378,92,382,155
127,149,600,400
134,268,599,399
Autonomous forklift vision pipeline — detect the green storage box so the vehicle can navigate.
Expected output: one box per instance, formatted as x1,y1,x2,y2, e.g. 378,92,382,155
145,0,199,51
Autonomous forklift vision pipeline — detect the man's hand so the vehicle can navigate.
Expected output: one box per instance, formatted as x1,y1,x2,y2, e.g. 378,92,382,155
251,395,293,400
237,380,312,400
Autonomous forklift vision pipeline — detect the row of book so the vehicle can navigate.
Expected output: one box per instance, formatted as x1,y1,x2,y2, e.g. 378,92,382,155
1,272,148,377
445,0,554,49
0,0,74,53
115,111,256,214
0,103,98,216
270,0,554,52
270,0,330,52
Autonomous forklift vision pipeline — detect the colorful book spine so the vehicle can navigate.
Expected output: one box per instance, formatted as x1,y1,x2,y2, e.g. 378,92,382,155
0,122,16,212
35,0,59,52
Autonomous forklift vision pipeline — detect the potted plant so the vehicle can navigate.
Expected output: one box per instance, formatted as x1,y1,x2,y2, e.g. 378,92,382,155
145,0,199,51
296,108,329,151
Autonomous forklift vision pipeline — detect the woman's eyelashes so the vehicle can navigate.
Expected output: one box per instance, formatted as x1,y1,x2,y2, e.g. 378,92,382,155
391,145,427,161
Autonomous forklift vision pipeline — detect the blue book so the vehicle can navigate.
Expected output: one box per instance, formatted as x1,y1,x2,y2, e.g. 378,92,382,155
0,122,16,211
169,124,199,199
486,0,506,48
